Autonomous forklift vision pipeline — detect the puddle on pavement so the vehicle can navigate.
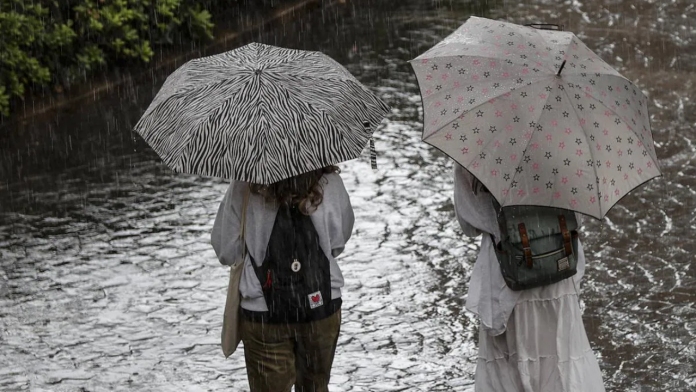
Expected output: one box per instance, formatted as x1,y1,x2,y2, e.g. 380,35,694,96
0,0,694,391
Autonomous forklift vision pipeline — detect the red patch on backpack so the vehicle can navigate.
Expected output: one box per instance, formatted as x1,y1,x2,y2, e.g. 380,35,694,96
308,291,324,309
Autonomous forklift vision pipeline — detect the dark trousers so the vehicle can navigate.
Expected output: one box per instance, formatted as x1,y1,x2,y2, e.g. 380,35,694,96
241,309,341,392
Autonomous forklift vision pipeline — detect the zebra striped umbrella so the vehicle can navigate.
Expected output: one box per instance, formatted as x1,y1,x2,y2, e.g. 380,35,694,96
134,43,390,184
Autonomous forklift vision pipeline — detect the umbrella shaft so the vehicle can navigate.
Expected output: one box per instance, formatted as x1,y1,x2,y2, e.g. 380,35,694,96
557,60,567,76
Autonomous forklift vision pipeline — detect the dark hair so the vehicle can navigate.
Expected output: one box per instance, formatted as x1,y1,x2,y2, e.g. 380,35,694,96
472,176,489,195
250,166,340,215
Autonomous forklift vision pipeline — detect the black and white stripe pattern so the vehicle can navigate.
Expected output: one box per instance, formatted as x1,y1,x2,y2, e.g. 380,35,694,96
134,43,390,184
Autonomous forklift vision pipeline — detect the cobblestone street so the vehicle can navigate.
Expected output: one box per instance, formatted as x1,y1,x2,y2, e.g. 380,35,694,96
1,1,694,391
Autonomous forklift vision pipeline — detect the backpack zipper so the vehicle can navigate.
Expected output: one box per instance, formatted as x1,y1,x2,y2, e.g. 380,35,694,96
514,247,566,260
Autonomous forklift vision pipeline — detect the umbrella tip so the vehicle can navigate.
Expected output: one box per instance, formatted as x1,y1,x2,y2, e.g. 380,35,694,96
255,69,263,75
557,60,567,76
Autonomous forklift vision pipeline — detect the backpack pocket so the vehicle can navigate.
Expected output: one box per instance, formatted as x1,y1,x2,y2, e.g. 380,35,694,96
252,205,334,323
492,203,580,291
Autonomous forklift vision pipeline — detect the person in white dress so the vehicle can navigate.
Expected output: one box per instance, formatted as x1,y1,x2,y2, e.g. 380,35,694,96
453,164,606,392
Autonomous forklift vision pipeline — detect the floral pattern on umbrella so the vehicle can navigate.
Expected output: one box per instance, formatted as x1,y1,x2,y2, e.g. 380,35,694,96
410,17,660,219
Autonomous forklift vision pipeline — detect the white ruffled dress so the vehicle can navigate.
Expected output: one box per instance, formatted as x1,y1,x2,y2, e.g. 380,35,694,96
453,165,606,392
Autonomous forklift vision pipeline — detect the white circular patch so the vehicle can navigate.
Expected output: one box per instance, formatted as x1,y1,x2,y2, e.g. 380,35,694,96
291,260,301,272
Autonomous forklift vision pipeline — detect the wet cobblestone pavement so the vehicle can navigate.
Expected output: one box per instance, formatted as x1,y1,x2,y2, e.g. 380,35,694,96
1,0,694,391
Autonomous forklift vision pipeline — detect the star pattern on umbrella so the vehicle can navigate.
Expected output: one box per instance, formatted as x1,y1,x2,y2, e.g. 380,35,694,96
412,16,660,217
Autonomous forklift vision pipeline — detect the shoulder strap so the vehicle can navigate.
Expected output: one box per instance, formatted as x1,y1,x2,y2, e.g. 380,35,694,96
490,196,504,244
558,215,572,257
518,223,533,268
240,184,251,259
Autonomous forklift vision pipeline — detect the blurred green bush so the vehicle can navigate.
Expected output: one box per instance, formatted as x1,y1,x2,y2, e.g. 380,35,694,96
0,0,215,117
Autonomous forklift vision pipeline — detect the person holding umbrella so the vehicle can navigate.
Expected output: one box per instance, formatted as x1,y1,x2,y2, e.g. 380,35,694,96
212,164,353,392
410,17,661,391
453,165,605,391
133,42,390,392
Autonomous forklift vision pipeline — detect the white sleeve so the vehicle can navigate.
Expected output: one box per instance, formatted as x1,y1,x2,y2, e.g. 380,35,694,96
453,164,500,241
327,173,354,258
211,181,244,266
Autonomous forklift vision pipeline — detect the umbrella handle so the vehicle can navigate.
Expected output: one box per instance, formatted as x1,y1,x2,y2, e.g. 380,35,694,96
557,60,567,76
364,121,378,170
370,138,377,170
525,23,564,31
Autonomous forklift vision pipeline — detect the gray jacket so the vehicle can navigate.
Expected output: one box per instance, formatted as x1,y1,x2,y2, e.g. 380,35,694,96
211,172,354,311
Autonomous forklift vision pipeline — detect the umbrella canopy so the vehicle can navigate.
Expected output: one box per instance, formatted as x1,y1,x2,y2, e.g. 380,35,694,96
410,17,661,219
134,42,390,184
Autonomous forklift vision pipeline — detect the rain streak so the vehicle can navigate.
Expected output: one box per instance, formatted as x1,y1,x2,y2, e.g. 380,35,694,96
0,0,694,391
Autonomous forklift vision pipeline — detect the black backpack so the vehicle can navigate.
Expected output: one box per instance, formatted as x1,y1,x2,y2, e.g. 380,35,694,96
251,204,336,323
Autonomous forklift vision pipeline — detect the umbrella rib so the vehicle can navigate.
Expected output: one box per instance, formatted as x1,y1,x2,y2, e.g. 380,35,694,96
506,82,556,207
262,61,382,110
561,86,604,216
423,76,549,141
262,47,324,70
528,29,567,75
158,46,293,101
163,72,253,104
429,23,560,74
573,89,658,217
265,79,342,170
254,47,358,84
566,74,655,158
175,78,255,175
188,78,253,129
413,53,542,75
266,72,388,144
187,51,252,71
422,72,549,112
254,84,273,184
269,71,367,93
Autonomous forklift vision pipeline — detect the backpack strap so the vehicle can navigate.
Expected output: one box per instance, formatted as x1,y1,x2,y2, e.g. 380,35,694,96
558,215,573,257
518,223,533,268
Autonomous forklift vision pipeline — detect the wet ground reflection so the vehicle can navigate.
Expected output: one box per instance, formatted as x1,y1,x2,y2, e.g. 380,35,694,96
0,0,694,391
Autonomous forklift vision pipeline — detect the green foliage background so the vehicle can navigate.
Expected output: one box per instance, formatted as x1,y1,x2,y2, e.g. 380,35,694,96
0,0,216,117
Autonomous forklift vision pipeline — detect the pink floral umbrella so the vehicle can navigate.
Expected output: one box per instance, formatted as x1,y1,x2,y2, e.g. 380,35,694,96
410,17,661,219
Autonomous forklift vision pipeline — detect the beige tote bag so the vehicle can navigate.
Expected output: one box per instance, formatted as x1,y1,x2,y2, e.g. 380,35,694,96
221,186,250,358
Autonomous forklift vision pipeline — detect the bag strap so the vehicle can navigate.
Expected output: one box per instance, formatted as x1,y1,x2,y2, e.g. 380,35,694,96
240,185,251,259
558,215,572,257
518,223,533,268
